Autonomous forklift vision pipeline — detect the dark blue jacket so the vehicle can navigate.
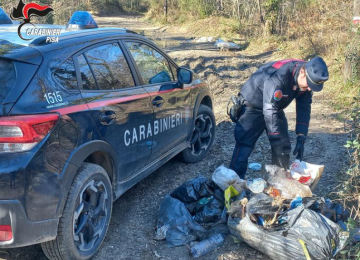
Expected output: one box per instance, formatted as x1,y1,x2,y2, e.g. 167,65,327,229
240,59,312,139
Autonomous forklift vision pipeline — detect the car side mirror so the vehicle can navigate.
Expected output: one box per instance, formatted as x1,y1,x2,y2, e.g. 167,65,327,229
177,67,193,86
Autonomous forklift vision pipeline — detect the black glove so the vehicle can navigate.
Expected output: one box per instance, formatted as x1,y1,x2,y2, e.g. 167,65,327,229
293,135,306,161
277,154,290,170
228,95,242,122
272,145,290,170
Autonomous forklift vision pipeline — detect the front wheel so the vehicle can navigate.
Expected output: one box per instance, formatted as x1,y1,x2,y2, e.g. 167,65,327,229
41,163,113,260
181,105,216,163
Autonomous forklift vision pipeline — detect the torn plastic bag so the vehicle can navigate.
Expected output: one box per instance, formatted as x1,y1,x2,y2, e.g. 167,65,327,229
157,177,229,247
212,165,246,192
228,216,304,260
228,204,343,260
266,165,312,199
246,193,282,217
246,193,287,230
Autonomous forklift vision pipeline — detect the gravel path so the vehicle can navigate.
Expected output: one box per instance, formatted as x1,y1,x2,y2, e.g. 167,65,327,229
1,15,348,260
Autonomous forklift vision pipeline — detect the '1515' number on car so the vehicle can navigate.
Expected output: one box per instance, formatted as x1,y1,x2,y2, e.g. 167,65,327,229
44,91,63,104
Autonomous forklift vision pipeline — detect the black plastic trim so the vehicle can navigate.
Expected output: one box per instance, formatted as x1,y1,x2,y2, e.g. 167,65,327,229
0,200,58,248
55,140,118,217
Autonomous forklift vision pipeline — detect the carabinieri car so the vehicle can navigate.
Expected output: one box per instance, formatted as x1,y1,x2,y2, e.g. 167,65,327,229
0,11,215,260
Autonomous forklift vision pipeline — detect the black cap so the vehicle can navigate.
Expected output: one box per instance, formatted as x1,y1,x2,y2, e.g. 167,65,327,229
305,57,329,92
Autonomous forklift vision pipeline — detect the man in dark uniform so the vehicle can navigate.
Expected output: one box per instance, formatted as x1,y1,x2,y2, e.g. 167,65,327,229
229,57,329,179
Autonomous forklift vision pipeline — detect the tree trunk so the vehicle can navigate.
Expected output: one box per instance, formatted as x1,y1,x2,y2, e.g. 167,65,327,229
344,0,360,82
257,0,265,26
262,0,280,37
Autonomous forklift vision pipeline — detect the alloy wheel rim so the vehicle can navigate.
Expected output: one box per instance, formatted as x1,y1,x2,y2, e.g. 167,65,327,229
73,179,109,252
190,114,213,156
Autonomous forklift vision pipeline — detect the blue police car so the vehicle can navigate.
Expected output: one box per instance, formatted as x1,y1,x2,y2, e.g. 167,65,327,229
0,11,215,259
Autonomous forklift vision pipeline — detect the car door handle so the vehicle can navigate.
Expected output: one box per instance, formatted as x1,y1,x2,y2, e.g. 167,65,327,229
100,112,116,125
152,97,164,107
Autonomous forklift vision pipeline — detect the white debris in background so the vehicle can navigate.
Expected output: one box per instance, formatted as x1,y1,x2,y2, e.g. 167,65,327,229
214,39,241,50
194,36,215,42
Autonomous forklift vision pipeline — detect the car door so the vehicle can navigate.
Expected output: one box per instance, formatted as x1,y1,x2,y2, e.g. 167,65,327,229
123,40,193,162
74,41,153,180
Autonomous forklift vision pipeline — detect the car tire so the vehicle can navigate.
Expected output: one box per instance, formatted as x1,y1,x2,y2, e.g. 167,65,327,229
41,163,113,260
181,104,216,163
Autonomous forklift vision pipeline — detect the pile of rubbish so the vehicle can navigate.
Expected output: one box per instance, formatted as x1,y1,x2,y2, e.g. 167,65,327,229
156,161,357,259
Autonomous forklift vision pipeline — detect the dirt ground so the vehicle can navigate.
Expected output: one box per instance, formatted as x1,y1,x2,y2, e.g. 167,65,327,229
0,15,349,260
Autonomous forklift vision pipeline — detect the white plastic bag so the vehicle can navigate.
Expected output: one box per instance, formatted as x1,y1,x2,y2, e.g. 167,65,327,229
212,166,246,192
214,39,240,50
194,36,215,43
290,160,324,187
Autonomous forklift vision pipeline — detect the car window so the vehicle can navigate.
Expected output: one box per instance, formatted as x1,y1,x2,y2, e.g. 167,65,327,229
125,42,174,85
77,54,97,90
85,43,135,90
0,58,16,104
169,63,178,81
53,58,78,90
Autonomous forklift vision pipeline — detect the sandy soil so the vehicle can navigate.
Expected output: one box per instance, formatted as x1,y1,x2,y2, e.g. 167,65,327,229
0,15,349,260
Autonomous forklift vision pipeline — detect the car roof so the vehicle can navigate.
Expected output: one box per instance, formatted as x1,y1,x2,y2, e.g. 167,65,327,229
30,27,139,46
0,23,64,46
0,26,150,65
0,25,139,46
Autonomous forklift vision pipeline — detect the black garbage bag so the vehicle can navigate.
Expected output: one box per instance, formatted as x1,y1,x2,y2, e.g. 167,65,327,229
170,176,223,203
156,177,229,247
157,195,207,246
246,193,282,217
194,196,224,223
228,204,343,260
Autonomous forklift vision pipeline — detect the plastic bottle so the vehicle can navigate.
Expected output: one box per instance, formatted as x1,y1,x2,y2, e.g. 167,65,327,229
190,233,226,258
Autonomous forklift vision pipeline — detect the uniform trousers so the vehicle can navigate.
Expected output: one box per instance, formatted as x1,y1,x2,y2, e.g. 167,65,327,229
229,105,291,179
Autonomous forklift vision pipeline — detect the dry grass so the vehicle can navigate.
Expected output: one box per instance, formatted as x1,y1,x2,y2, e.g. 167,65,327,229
160,16,243,40
147,0,356,107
